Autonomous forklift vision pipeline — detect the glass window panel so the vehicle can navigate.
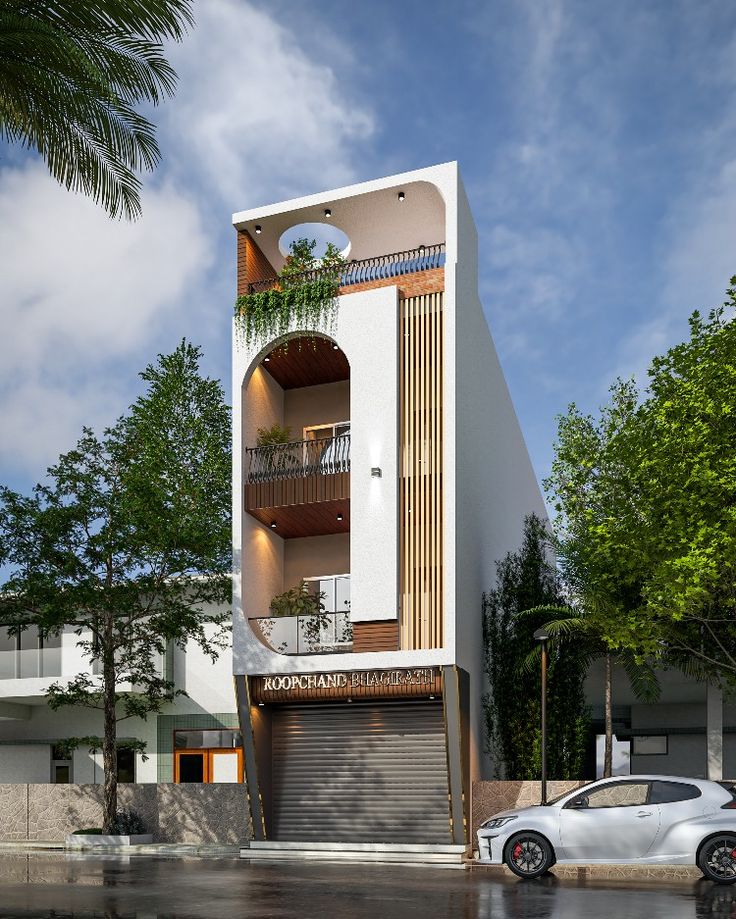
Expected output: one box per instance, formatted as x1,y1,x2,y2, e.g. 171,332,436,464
18,630,40,678
336,576,350,613
117,748,135,783
650,781,700,804
53,764,71,784
585,782,649,808
211,752,239,782
40,633,62,678
318,578,336,613
174,730,242,750
0,628,17,679
632,735,668,756
178,754,204,783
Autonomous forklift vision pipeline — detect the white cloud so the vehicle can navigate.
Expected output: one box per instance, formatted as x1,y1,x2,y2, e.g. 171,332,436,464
0,163,211,474
0,0,375,481
162,0,375,208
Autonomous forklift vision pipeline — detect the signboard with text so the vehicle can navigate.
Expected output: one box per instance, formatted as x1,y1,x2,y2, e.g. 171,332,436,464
250,666,443,704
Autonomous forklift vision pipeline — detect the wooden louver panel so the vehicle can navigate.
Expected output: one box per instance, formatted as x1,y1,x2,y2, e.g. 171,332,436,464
400,292,443,650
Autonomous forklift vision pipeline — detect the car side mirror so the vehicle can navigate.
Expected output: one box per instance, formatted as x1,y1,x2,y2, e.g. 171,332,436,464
568,795,589,809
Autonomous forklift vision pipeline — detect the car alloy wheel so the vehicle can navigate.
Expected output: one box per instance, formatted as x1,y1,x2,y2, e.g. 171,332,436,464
699,835,736,884
504,831,553,880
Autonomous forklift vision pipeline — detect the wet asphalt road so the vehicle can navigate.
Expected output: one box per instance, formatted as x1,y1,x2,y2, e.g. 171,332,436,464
0,854,733,919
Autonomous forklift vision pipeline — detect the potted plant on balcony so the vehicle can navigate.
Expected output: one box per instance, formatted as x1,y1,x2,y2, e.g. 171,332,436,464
269,581,330,651
250,423,300,482
234,238,346,347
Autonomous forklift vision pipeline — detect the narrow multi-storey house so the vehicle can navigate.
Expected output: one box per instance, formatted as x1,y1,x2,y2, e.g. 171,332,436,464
232,163,546,856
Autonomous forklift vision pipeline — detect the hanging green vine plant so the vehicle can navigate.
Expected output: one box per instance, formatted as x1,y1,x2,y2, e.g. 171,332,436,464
234,237,346,348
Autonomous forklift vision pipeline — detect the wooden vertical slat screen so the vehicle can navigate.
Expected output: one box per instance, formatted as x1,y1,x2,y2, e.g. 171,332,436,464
400,292,444,650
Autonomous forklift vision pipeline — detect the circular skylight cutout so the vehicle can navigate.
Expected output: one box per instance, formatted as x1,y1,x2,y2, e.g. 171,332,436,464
278,222,351,260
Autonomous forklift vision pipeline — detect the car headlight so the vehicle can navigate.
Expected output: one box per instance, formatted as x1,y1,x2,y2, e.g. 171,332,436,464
480,815,518,830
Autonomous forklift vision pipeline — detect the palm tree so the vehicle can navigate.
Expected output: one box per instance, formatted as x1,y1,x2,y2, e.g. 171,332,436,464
0,1,192,219
521,600,660,778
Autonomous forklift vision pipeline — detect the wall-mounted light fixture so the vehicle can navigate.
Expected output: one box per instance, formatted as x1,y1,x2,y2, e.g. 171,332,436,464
346,697,352,703
429,695,435,700
397,191,405,202
418,244,426,253
258,702,264,707
270,521,277,530
263,355,271,363
371,467,382,478
332,343,339,351
324,208,332,218
336,513,344,522
255,225,262,234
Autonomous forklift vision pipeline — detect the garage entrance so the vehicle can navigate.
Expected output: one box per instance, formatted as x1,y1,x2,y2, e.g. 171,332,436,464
270,700,451,843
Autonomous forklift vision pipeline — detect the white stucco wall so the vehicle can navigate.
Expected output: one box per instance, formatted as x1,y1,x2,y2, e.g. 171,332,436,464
0,744,51,783
284,380,350,439
283,534,350,589
451,176,547,781
340,285,399,623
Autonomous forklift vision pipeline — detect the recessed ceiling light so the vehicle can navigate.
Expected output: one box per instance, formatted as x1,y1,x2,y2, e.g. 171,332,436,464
255,225,262,234
324,208,332,218
398,191,405,201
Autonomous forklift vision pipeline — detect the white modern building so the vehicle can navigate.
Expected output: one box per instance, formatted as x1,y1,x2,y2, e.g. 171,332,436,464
231,162,547,845
0,607,237,785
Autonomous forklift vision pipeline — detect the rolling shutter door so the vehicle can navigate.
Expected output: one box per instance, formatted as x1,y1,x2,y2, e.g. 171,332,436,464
271,701,450,843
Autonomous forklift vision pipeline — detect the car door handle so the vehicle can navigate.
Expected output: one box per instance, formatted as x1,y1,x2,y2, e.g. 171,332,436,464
636,811,653,818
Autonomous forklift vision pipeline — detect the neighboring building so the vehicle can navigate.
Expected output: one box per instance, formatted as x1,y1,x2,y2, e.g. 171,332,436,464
0,605,238,784
231,162,547,845
584,661,732,781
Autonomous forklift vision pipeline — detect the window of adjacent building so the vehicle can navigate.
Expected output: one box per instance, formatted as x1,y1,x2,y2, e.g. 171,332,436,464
0,628,62,679
173,730,243,784
118,747,136,784
649,780,701,804
632,735,668,756
51,744,72,784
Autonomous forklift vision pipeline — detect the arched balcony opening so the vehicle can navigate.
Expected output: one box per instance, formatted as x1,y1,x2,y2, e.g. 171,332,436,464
242,334,351,655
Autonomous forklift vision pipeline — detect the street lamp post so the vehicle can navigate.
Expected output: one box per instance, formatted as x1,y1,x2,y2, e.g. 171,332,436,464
534,627,550,805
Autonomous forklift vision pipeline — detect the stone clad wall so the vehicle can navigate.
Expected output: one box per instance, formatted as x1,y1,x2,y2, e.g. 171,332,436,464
0,784,251,844
472,780,588,837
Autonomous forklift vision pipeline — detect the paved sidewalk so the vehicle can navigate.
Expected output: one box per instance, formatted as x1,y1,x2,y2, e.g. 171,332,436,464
0,840,240,857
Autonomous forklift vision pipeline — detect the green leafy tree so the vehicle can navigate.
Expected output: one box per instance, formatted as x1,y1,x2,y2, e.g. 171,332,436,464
482,515,589,780
520,597,660,778
0,341,231,832
548,281,736,690
0,0,192,219
627,296,736,681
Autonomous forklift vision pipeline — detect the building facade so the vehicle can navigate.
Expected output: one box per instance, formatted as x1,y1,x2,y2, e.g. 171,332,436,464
0,607,237,785
231,162,547,845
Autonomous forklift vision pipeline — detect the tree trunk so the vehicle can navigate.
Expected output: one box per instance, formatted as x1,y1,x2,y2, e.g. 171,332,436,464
604,651,613,779
102,610,117,834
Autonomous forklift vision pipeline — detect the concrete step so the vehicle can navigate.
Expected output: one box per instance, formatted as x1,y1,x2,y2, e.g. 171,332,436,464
241,840,469,867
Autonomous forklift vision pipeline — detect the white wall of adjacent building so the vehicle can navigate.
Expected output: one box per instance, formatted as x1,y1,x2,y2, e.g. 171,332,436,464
0,610,234,784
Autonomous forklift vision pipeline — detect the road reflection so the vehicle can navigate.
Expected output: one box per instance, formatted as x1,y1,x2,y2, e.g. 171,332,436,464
0,854,733,918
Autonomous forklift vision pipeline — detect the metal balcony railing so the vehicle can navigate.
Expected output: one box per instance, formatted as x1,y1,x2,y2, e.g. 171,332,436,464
246,243,445,294
245,434,350,484
250,611,353,655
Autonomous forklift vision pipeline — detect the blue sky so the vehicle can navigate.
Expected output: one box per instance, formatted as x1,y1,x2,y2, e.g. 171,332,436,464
2,0,736,509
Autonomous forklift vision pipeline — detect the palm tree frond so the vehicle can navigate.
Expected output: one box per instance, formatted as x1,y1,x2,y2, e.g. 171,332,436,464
0,0,192,219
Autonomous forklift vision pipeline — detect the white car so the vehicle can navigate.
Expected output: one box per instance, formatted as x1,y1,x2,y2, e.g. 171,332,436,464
477,775,736,883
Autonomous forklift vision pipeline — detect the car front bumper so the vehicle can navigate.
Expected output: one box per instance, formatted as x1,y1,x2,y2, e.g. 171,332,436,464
476,830,505,864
